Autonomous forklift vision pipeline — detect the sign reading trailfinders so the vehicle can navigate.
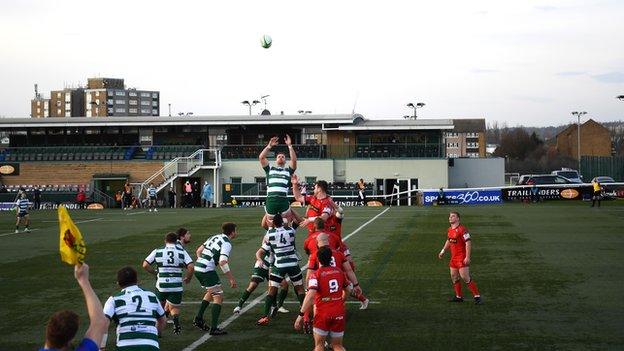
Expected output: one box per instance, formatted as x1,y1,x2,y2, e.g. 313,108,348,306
501,186,590,201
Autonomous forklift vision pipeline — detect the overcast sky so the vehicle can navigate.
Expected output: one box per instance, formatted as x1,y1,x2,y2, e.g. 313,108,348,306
1,0,623,126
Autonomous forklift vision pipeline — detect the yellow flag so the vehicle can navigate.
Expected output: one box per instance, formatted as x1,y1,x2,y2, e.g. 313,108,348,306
58,205,86,265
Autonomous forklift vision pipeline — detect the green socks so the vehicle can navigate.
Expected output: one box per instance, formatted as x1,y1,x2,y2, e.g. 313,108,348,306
277,289,288,308
264,294,276,316
238,289,252,308
197,299,210,319
211,304,222,328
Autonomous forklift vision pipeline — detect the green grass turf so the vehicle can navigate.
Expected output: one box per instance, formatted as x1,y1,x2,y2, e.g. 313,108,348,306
0,202,623,350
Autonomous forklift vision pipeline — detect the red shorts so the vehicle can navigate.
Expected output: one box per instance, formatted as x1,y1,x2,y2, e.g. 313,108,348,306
449,257,468,269
313,310,345,337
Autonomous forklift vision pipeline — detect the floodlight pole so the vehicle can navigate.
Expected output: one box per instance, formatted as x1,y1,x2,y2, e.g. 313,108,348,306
406,102,426,120
571,111,587,175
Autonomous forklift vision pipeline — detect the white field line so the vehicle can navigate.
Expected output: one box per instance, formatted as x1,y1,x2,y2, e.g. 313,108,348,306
0,217,104,237
182,207,390,351
126,210,148,216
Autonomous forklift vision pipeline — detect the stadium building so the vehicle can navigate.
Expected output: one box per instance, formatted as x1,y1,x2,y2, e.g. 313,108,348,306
0,114,501,207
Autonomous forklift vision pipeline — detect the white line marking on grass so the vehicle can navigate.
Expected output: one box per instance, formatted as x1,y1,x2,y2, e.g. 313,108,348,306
182,207,390,351
126,211,148,216
0,217,104,237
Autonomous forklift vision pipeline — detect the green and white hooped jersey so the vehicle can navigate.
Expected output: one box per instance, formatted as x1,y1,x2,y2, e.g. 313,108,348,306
144,244,193,293
263,164,295,200
261,226,298,268
255,250,274,270
195,234,232,273
103,285,165,350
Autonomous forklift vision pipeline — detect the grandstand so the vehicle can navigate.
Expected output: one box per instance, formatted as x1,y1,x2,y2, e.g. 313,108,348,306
0,114,498,207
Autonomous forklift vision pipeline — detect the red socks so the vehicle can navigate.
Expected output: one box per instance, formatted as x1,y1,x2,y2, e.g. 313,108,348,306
453,281,462,298
467,280,480,297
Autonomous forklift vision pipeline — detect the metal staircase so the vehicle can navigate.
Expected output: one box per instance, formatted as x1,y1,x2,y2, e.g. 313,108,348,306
137,148,221,203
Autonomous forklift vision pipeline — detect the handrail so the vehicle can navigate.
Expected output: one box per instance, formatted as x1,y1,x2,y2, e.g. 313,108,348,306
138,148,221,200
91,188,116,208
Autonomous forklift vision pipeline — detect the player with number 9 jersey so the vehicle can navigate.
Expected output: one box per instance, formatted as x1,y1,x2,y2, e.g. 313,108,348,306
308,264,347,336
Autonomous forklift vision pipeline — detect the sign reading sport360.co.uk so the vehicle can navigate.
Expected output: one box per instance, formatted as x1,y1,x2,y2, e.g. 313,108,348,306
423,190,502,206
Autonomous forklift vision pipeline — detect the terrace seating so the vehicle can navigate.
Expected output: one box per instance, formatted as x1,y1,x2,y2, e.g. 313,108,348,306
0,146,129,162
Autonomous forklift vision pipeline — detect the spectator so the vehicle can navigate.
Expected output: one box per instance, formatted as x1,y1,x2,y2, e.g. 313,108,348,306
168,187,176,208
34,186,42,210
114,191,123,209
357,178,366,206
123,182,132,210
40,263,108,351
76,190,86,209
437,188,447,205
184,181,193,208
201,181,213,208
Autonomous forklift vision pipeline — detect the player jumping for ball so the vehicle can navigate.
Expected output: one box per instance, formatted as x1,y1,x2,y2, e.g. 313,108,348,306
259,135,298,227
438,211,483,304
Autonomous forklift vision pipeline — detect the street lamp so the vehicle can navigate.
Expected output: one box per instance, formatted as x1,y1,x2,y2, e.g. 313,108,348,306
406,102,425,120
571,111,587,175
241,100,260,115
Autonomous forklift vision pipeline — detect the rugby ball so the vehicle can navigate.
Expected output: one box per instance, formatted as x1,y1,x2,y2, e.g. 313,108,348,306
261,34,272,49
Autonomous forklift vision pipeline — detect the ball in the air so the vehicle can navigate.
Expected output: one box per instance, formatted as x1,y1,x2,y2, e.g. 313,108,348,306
261,34,272,49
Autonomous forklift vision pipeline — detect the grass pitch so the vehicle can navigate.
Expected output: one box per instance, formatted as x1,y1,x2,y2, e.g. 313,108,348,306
0,202,623,350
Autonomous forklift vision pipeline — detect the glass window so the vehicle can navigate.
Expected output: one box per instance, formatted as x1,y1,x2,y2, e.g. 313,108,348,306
129,91,137,97
129,108,138,114
115,90,125,96
115,108,126,113
141,92,151,98
129,100,138,105
152,101,158,106
152,109,158,115
115,99,125,105
140,101,150,106
231,177,242,184
152,92,158,98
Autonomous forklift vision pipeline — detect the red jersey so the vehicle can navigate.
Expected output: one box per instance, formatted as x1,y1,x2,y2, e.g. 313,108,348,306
305,231,342,267
308,266,347,315
304,195,334,233
325,215,342,238
447,224,471,259
308,246,346,271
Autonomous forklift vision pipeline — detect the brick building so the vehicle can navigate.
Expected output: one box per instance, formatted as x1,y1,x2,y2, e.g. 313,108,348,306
30,78,159,118
444,118,486,158
556,119,611,159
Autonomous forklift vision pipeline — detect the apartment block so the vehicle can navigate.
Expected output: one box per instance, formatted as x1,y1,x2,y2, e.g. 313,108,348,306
30,78,159,118
445,119,486,158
